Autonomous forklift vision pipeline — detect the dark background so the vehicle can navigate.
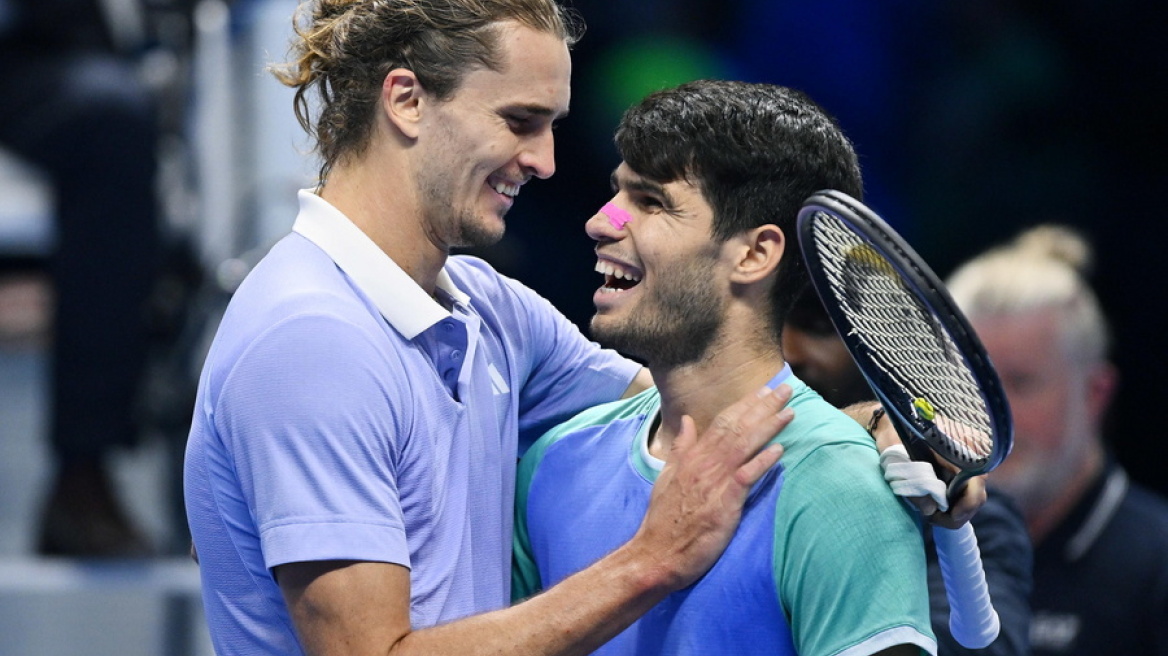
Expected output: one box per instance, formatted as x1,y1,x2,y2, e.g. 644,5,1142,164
468,0,1168,497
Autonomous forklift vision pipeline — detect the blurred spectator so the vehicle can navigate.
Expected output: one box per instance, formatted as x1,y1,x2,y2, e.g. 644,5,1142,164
947,225,1168,655
0,0,161,556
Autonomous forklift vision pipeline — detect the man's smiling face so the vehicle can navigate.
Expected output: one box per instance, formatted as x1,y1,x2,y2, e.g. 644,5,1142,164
414,21,570,251
586,163,729,368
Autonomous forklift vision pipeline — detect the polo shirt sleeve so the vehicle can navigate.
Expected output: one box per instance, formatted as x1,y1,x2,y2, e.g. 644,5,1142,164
213,311,411,571
775,440,936,656
501,275,640,447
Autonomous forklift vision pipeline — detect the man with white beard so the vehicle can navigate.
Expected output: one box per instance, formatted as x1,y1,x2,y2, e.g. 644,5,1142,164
947,225,1168,656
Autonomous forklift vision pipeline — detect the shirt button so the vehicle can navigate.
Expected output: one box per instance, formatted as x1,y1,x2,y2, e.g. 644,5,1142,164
443,322,455,332
451,350,462,360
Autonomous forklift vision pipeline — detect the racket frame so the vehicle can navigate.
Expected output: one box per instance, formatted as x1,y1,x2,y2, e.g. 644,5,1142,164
796,189,1014,495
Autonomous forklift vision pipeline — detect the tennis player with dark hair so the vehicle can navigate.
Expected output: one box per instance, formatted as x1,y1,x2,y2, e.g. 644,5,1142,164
784,287,1033,656
513,79,939,655
183,1,796,654
947,225,1168,656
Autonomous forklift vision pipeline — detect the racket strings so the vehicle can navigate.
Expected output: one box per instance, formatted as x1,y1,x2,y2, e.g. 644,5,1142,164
809,212,994,466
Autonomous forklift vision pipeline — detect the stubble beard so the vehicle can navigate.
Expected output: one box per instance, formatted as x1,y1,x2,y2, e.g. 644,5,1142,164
416,118,507,251
418,174,507,251
993,409,1096,518
451,206,507,249
591,257,725,370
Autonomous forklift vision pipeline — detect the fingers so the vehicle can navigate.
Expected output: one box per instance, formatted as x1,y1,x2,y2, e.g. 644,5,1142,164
905,495,940,517
734,426,789,487
634,384,795,590
849,403,991,529
677,383,793,456
928,475,987,529
732,384,795,450
723,383,795,449
734,442,786,487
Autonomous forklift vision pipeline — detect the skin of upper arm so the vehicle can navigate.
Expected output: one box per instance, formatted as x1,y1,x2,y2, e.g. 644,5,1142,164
621,367,653,398
276,560,412,656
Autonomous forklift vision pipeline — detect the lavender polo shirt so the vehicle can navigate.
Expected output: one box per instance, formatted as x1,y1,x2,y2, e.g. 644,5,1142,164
184,191,639,655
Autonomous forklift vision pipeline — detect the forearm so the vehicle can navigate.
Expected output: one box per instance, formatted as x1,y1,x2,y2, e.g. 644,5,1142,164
284,541,675,656
396,541,670,656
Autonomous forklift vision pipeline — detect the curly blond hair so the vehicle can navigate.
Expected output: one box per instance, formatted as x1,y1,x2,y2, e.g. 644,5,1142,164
271,0,582,180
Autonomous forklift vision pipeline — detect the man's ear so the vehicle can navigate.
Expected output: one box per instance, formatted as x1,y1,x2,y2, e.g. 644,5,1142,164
1087,360,1118,428
382,68,424,139
729,224,785,285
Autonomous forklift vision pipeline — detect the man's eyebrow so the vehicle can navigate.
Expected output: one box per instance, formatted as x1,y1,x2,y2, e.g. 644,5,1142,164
508,104,570,121
611,170,674,204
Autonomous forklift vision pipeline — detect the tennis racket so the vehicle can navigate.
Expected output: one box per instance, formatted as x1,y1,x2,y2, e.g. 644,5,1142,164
796,190,1013,649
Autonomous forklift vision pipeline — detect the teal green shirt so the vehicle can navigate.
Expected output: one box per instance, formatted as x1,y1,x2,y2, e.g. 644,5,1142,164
514,371,936,656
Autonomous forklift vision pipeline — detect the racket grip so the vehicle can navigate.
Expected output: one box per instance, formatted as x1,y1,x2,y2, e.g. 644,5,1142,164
934,523,1000,649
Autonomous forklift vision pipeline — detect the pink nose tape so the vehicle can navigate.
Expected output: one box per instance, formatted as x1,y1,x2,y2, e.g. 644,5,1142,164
601,202,632,230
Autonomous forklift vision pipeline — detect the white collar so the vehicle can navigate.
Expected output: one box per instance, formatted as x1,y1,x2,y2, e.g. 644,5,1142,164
291,189,470,339
1065,467,1128,562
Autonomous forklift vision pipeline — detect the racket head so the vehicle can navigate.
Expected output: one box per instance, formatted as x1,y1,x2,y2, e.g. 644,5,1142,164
796,190,1013,476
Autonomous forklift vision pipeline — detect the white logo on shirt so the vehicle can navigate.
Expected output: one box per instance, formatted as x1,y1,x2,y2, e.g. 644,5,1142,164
487,364,510,395
1031,612,1080,652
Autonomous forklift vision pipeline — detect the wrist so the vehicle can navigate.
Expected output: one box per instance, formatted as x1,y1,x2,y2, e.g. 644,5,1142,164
866,406,886,435
612,536,684,598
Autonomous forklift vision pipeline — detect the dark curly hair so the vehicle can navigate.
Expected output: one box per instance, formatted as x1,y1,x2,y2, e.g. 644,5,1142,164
615,80,863,341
